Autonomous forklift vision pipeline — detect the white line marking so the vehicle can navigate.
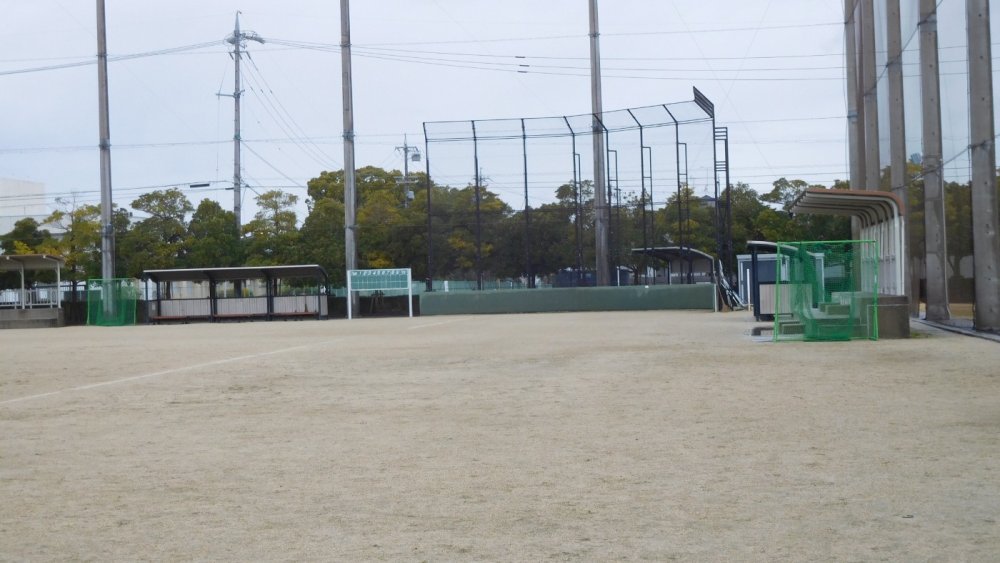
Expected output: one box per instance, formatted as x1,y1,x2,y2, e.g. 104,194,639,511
407,317,472,330
0,343,316,407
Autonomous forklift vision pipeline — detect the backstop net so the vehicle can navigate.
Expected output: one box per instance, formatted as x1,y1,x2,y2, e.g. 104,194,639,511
773,240,879,342
87,278,140,326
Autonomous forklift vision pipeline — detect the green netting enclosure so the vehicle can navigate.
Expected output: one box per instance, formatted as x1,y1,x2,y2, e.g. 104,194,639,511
87,278,140,326
773,240,879,342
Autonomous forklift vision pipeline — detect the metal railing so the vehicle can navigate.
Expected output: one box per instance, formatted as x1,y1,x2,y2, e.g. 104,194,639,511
0,288,61,309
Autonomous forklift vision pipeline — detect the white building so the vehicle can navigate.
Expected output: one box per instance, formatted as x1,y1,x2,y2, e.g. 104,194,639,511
0,178,48,237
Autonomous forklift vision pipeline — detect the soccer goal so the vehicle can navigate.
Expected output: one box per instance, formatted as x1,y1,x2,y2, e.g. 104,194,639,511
346,268,413,320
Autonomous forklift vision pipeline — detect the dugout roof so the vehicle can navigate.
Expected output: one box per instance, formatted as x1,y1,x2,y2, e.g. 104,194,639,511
631,246,715,263
789,188,904,223
789,188,906,295
0,253,64,272
143,264,328,284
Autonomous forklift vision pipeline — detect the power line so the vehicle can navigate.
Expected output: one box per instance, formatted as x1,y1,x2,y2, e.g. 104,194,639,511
241,54,340,171
351,50,845,82
354,44,847,66
265,37,847,80
352,48,847,73
0,40,225,76
241,142,307,190
351,21,842,47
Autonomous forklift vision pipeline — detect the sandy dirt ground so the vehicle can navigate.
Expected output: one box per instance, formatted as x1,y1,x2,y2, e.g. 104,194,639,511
1,311,999,561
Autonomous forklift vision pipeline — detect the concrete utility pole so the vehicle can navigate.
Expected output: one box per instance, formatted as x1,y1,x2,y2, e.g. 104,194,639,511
860,0,880,190
966,0,1000,331
919,0,951,321
885,0,915,314
96,0,114,283
341,0,359,304
225,13,263,233
395,135,421,207
589,0,610,286
844,1,865,188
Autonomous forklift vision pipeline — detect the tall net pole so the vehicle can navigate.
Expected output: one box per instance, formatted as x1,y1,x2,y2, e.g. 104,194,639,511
340,0,359,311
96,0,116,317
589,0,610,285
96,0,114,284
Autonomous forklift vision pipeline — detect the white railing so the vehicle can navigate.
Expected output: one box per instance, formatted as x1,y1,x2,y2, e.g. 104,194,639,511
0,288,60,309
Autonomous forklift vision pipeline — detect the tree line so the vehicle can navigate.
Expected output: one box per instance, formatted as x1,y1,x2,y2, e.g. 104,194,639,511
3,166,858,291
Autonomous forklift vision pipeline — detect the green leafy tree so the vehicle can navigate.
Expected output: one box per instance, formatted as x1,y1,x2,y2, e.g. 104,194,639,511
244,190,300,265
440,182,512,279
520,198,575,279
186,199,242,268
299,197,346,286
1,217,53,254
423,185,467,280
306,166,432,280
306,165,400,207
117,189,192,277
0,217,57,286
755,177,850,242
42,200,102,299
760,177,813,211
614,191,653,282
357,177,407,269
659,186,717,255
724,182,767,256
131,188,193,222
393,180,434,279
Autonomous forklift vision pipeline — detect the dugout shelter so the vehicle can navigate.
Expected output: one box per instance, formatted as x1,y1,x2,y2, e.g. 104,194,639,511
789,188,905,297
789,188,909,338
631,246,717,285
142,264,328,323
0,253,64,328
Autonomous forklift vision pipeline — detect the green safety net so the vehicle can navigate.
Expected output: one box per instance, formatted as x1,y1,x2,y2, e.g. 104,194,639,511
87,278,139,326
773,240,879,342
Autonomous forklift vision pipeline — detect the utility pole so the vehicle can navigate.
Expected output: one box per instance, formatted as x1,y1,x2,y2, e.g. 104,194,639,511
341,0,359,309
224,13,263,233
589,0,610,286
967,0,1000,331
919,0,950,321
96,0,114,285
395,135,421,207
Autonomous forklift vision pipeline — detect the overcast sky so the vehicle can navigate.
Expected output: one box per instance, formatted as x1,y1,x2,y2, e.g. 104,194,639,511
1,0,847,224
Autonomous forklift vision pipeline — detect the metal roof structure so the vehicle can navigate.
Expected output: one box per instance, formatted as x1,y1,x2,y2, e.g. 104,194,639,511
631,246,715,263
789,188,904,223
789,188,906,296
0,253,64,272
0,254,64,311
631,246,717,286
142,264,328,284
